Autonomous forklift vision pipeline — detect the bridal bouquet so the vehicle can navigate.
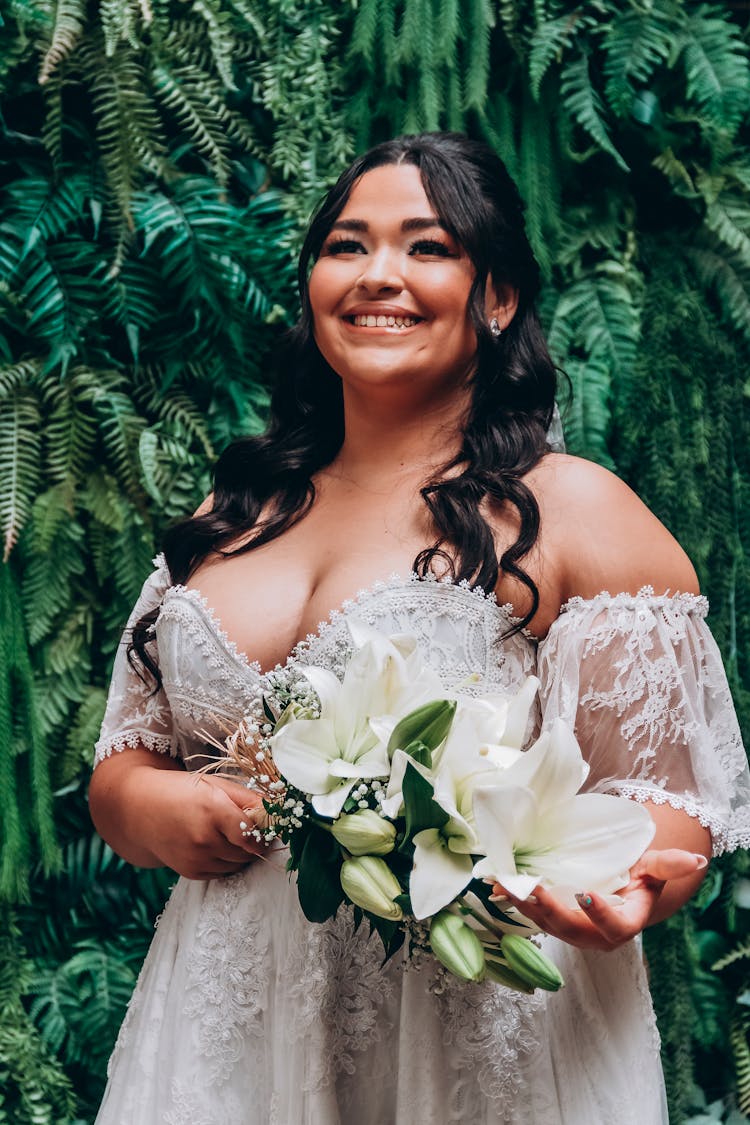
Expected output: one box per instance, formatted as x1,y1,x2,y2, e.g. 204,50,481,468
213,622,654,993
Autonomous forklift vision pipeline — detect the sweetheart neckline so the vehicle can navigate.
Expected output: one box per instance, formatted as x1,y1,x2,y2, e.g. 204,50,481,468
158,572,534,678
154,559,710,679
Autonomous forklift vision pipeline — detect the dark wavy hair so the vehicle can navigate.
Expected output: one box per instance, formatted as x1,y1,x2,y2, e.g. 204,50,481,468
131,132,558,682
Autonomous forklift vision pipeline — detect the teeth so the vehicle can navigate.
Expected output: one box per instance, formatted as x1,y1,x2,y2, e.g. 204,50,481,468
351,314,419,328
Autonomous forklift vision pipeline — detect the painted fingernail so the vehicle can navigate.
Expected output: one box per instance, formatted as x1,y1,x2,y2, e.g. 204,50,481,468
575,893,593,909
694,854,708,869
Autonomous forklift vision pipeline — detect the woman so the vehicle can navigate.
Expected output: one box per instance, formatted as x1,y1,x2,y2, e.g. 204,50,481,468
90,133,750,1124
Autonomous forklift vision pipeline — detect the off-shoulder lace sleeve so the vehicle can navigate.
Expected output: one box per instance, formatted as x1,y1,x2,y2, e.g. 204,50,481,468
537,589,750,855
93,555,176,767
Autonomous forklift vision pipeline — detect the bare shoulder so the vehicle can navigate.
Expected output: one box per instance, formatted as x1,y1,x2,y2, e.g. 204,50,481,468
193,493,214,517
530,454,700,602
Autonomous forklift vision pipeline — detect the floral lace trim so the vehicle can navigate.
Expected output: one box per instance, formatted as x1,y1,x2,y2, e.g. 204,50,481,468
560,586,709,618
93,729,174,765
288,572,537,666
162,586,263,676
607,782,750,855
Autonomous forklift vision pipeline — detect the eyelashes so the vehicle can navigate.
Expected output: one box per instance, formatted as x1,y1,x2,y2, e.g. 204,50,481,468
322,237,456,258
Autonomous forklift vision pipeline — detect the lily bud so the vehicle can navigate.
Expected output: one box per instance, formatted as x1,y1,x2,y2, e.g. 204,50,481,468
500,934,564,992
387,700,456,760
483,955,534,994
429,910,486,982
331,809,397,856
340,856,404,921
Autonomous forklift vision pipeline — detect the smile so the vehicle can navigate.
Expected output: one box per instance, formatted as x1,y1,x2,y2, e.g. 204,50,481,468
345,314,422,329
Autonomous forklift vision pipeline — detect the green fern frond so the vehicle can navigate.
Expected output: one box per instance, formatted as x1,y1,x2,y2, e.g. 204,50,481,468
149,58,232,184
675,3,750,133
461,0,492,112
560,354,615,469
29,942,137,1065
38,0,85,84
712,938,750,972
731,1008,750,1115
652,147,697,198
0,360,42,402
100,0,145,56
189,0,238,90
528,10,582,100
22,493,85,645
548,266,641,377
80,469,127,535
41,374,99,485
602,6,673,118
0,388,42,561
686,243,750,339
561,52,629,172
78,36,167,221
703,194,750,265
14,171,90,257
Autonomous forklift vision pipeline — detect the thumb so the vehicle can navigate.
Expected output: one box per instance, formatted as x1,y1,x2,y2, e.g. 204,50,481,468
633,848,708,883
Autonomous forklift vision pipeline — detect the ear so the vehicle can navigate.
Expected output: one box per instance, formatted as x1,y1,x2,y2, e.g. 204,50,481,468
485,281,519,331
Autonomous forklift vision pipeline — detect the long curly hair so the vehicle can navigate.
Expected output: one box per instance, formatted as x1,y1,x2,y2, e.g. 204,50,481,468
131,132,558,683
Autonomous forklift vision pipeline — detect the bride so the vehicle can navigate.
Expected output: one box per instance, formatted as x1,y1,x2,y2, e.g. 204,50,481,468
90,133,750,1124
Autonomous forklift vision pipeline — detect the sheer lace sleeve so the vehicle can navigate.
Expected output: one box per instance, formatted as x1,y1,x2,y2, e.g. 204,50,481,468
537,588,750,855
93,555,176,767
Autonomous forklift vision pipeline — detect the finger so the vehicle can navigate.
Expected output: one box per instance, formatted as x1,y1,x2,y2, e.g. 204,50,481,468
197,773,263,809
574,884,661,945
220,807,267,858
631,849,708,884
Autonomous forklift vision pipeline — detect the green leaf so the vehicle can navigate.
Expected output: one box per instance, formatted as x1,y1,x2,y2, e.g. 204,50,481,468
399,761,449,853
296,825,344,924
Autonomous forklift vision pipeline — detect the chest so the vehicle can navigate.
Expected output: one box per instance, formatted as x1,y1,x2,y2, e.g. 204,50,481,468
187,485,433,669
185,480,561,670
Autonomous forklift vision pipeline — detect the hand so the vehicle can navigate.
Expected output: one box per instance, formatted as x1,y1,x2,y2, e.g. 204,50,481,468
491,849,708,951
90,749,267,880
163,772,268,880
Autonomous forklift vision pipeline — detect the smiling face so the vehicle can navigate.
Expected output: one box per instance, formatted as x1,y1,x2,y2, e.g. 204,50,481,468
308,163,495,404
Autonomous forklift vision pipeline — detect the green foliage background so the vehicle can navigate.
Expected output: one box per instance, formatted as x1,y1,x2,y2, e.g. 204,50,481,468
1,0,749,1120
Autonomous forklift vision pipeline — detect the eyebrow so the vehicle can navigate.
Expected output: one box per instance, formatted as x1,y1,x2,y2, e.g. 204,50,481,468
329,217,447,233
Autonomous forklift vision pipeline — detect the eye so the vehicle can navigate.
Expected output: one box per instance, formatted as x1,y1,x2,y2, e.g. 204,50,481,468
323,237,366,256
409,238,455,257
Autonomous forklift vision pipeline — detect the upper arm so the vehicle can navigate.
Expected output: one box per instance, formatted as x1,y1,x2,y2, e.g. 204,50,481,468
538,456,699,604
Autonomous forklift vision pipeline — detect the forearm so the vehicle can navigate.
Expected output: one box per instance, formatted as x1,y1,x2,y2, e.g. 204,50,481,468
89,747,184,867
643,800,711,925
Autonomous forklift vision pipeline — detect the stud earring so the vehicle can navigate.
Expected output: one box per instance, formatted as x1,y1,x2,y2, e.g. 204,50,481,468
489,317,503,338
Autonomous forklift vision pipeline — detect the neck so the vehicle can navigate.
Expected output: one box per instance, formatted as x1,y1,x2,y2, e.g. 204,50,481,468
332,383,471,486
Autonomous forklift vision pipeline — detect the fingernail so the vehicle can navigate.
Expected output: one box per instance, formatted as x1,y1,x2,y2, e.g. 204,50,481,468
694,854,708,870
575,893,593,909
523,894,538,905
488,894,509,903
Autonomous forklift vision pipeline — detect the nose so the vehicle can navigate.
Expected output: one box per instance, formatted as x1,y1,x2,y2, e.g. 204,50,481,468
356,246,404,293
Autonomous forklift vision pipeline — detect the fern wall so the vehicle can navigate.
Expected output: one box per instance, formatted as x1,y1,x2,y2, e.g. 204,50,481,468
1,1,749,1121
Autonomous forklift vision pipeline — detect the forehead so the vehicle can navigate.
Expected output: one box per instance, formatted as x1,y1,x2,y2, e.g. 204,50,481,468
338,163,437,221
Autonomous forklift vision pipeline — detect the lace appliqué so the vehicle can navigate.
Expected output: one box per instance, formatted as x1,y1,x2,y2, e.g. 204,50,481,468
436,969,546,1115
181,876,270,1084
283,905,397,1093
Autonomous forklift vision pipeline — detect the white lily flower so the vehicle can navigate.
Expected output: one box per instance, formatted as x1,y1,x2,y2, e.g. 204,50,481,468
408,682,539,920
271,623,443,818
382,677,537,822
472,718,656,904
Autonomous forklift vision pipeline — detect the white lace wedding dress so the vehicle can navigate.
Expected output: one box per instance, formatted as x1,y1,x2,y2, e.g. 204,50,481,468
93,558,750,1125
